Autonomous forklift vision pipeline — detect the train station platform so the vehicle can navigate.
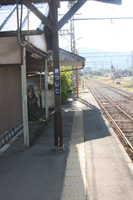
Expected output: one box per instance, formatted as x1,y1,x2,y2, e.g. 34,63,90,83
0,84,133,200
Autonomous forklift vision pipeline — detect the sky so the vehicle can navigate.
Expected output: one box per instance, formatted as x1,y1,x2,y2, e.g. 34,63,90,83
58,0,133,53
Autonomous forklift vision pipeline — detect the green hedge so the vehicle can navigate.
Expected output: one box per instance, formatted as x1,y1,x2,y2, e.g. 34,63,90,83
61,68,73,103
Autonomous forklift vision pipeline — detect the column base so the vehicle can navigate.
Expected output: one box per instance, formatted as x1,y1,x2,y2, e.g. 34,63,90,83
54,145,64,151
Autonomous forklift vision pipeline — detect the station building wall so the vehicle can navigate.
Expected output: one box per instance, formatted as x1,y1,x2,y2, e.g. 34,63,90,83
0,66,22,135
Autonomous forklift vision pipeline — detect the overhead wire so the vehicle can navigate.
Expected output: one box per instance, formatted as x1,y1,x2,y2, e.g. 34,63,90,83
89,0,133,49
86,2,133,14
110,0,133,40
118,0,133,17
58,2,71,50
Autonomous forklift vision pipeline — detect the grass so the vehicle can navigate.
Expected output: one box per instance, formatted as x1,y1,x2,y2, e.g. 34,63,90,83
92,76,133,92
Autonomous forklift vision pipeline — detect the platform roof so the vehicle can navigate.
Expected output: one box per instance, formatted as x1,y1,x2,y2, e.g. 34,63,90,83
0,3,85,68
0,0,122,5
0,4,49,32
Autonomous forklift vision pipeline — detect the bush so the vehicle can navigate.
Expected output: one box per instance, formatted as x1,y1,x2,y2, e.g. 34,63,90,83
61,68,73,103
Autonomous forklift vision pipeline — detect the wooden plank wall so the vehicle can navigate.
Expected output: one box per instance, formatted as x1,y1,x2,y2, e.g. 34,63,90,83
0,66,22,135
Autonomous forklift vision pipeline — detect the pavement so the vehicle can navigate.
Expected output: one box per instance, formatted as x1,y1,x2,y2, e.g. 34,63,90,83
0,83,133,200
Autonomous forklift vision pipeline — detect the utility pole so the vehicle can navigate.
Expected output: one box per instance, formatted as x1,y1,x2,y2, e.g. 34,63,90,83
68,1,77,93
76,49,79,98
131,51,133,86
68,1,76,54
49,0,63,149
127,57,129,70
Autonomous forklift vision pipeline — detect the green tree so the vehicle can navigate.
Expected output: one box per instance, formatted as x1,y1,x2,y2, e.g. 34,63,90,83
60,67,73,103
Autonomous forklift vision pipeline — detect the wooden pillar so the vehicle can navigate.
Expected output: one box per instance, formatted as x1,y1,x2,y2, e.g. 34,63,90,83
49,0,63,149
21,47,29,148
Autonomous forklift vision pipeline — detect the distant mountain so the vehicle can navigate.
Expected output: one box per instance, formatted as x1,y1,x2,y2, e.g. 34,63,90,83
78,47,105,53
77,47,132,70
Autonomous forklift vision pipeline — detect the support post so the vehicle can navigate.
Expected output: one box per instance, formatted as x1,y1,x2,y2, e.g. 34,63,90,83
21,47,29,148
45,58,49,121
49,0,63,149
40,72,42,108
76,50,79,98
76,66,79,98
131,67,133,85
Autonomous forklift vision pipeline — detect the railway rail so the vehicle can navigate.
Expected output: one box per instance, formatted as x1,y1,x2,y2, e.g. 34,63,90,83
89,78,133,118
91,78,133,100
87,79,133,162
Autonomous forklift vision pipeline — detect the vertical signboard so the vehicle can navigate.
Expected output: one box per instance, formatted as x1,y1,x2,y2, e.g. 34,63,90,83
54,66,60,96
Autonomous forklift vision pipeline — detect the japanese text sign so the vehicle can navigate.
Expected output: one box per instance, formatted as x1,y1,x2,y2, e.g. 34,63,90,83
54,66,60,96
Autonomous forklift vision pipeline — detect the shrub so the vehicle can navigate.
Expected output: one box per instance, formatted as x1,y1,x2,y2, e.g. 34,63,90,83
61,68,73,103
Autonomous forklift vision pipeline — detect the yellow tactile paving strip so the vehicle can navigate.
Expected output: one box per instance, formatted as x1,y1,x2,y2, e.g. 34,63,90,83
64,177,84,185
61,110,87,200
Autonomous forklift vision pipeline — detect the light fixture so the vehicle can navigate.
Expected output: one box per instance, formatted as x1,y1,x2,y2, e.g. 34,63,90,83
31,53,41,59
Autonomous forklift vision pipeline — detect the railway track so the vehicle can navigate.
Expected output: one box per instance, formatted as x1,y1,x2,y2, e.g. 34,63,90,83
89,78,133,118
87,79,133,162
91,78,133,100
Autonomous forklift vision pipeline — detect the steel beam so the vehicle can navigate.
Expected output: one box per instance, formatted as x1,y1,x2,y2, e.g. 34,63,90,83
79,52,131,57
74,17,133,21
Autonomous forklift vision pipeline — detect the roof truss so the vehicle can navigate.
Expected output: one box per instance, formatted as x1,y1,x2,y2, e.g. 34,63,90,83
0,0,122,31
0,0,122,5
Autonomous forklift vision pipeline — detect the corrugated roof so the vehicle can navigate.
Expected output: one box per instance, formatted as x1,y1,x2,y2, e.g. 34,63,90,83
0,3,49,32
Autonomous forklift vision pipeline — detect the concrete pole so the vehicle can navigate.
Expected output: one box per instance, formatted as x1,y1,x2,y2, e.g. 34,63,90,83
40,72,42,108
131,69,133,85
45,58,49,121
76,50,79,98
76,65,79,98
21,47,29,148
127,57,129,70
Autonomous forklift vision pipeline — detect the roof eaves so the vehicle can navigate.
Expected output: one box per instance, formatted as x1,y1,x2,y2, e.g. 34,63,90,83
0,29,43,37
25,42,48,59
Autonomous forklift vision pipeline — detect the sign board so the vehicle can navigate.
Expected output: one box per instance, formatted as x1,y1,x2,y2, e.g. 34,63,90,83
54,66,60,96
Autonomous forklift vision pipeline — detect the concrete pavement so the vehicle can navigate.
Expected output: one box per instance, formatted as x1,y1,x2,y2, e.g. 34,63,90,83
0,98,76,200
0,85,133,200
83,86,133,200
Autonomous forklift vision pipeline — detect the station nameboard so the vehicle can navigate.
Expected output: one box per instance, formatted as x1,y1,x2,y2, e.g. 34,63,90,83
54,66,60,96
